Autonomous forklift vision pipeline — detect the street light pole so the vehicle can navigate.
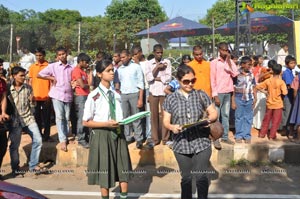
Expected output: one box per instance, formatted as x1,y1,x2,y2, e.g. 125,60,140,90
9,24,13,63
78,22,81,54
113,33,116,52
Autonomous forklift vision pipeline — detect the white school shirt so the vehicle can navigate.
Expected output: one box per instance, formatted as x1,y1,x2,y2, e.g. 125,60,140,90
83,83,123,122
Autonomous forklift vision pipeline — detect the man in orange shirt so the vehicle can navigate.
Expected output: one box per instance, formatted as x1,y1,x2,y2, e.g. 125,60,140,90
189,45,225,150
188,45,212,98
28,47,52,142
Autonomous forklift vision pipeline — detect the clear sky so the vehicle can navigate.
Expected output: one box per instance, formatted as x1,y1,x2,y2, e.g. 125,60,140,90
0,0,218,21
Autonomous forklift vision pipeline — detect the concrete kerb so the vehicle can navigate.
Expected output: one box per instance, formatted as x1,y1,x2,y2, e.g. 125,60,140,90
2,137,300,169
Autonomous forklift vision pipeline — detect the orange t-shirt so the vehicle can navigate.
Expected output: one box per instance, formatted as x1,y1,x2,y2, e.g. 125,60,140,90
188,59,212,97
28,61,50,101
256,77,287,109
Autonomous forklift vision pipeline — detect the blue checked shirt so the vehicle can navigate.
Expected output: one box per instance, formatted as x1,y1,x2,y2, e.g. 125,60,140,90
163,89,212,154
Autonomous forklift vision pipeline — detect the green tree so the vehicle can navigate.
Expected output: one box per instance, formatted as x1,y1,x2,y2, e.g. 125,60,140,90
189,0,236,56
38,9,82,50
0,4,10,24
80,16,111,52
39,9,82,24
105,0,167,49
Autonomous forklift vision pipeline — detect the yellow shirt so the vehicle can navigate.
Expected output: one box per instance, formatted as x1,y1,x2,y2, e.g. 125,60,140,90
256,77,287,109
188,59,212,98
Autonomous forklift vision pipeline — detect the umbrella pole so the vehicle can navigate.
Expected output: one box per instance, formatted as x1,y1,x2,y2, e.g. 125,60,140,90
179,37,182,50
147,19,150,54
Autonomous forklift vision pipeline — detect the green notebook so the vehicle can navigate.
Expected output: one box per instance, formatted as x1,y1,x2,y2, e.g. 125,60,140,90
118,111,150,125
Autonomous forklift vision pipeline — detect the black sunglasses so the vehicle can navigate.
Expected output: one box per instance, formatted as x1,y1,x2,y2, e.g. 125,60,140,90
181,78,197,85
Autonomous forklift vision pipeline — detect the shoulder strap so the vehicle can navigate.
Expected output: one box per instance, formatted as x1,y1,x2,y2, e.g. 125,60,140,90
196,90,208,119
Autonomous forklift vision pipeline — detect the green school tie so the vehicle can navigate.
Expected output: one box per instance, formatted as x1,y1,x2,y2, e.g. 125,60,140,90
107,90,116,120
107,90,119,140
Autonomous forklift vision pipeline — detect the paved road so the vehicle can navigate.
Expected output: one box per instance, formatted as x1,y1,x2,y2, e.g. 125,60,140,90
1,163,300,199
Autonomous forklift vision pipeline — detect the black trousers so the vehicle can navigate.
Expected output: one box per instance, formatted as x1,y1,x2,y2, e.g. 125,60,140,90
35,100,51,139
174,147,212,199
0,130,8,168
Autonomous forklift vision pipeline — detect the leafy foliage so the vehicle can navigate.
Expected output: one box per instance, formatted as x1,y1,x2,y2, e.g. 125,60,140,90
0,5,10,24
0,0,297,60
105,0,167,48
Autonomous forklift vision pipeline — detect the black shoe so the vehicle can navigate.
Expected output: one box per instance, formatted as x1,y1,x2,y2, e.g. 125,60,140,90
136,141,143,149
78,141,90,149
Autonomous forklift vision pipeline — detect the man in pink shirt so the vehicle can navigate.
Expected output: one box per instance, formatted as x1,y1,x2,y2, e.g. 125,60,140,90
210,42,239,147
38,47,74,152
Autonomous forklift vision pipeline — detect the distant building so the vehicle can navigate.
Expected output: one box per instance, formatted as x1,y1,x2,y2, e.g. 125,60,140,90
168,37,191,50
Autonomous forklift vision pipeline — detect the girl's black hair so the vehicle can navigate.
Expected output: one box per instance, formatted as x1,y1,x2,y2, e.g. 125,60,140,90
95,59,112,73
176,64,195,81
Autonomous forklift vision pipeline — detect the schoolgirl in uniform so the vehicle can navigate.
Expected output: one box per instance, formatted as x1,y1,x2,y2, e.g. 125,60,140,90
82,59,132,199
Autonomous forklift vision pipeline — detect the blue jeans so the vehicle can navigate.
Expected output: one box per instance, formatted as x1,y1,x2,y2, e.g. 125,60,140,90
235,96,253,140
74,95,88,143
9,122,42,171
216,93,231,140
52,98,71,143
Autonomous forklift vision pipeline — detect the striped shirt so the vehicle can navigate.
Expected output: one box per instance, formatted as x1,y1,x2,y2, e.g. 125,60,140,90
163,89,211,154
168,79,180,92
8,83,36,127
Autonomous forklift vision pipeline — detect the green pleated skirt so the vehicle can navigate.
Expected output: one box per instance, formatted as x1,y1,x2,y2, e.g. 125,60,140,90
87,128,132,188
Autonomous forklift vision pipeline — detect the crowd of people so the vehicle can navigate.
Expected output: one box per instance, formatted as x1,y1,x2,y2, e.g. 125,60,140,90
0,39,299,199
